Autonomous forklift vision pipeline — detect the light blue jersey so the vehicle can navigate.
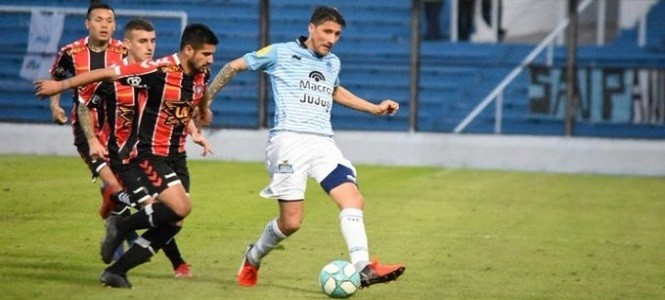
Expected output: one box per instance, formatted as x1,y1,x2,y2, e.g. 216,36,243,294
244,37,341,136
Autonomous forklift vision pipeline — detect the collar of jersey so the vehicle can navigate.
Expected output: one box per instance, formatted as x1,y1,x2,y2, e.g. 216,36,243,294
296,36,325,59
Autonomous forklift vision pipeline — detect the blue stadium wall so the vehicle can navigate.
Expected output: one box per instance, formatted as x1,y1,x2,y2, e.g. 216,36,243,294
1,0,663,139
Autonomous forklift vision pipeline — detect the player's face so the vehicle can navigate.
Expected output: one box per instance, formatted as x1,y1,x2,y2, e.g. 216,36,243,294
187,44,216,73
307,20,342,56
85,9,115,44
124,30,156,62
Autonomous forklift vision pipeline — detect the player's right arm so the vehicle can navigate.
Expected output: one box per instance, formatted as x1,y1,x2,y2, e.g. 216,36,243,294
199,57,247,126
35,68,118,97
49,92,67,125
206,57,247,100
35,59,158,98
48,46,74,125
78,99,108,161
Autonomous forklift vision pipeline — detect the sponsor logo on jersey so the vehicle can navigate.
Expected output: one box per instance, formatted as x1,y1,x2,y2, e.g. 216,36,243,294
163,101,194,126
299,80,332,94
117,105,135,127
67,45,87,55
108,45,125,54
309,71,325,82
160,64,181,73
300,94,331,112
299,71,332,112
126,76,144,87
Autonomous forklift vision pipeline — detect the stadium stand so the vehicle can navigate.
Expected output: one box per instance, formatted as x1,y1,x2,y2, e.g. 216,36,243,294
0,0,663,138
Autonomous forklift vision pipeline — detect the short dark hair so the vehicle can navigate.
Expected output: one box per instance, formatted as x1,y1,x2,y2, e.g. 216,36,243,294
180,23,219,50
124,18,155,37
310,6,346,27
86,2,114,19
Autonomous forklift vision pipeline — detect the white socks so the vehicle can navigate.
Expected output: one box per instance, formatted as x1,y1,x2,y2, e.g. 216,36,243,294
247,209,370,271
340,208,369,270
248,218,286,265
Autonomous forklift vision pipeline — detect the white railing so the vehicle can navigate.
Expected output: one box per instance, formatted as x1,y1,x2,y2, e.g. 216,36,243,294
453,0,588,133
451,0,657,133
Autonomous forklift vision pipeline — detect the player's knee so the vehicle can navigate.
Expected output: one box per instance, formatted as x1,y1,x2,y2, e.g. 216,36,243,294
329,183,364,209
175,203,192,217
170,199,192,218
342,194,365,209
278,217,302,236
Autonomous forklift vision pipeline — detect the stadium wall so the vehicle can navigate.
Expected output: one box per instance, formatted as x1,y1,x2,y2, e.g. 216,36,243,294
1,122,663,177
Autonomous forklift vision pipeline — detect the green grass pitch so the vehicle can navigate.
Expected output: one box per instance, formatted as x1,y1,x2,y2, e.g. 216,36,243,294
1,155,663,299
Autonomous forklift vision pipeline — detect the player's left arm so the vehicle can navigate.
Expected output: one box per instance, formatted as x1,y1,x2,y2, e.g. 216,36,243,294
332,85,399,116
187,120,213,157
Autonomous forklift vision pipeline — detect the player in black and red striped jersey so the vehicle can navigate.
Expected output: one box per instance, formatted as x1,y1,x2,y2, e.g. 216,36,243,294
36,23,218,288
78,18,207,279
48,2,129,220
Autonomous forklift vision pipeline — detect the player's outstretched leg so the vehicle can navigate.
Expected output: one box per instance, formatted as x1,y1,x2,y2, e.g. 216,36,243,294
237,244,260,287
101,202,183,263
359,259,406,288
237,219,288,287
101,225,182,288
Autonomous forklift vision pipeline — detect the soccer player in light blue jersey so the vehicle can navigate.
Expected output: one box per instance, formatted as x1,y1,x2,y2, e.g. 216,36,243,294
201,5,405,289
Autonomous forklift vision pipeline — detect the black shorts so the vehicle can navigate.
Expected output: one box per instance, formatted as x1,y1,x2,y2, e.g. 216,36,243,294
133,154,190,196
110,160,152,204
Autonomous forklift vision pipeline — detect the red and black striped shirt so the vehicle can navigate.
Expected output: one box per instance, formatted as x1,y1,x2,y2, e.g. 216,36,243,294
80,58,145,164
50,37,124,127
113,54,208,158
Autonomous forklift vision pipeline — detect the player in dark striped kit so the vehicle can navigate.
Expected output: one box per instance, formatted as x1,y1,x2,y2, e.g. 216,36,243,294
48,2,127,220
78,18,200,279
36,23,218,288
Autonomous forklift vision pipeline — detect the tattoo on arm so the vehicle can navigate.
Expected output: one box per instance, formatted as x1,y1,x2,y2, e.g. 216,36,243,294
78,105,96,141
205,63,238,106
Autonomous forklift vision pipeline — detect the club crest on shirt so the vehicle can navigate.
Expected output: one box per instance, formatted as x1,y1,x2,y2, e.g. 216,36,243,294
276,160,294,174
163,101,194,125
194,84,204,97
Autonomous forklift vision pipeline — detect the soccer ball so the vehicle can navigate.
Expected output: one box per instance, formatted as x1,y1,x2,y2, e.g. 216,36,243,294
319,260,361,299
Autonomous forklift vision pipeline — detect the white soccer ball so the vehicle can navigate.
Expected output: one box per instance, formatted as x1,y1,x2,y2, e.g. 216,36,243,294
319,260,361,299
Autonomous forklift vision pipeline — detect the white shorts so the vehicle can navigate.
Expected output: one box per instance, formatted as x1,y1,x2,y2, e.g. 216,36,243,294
259,131,356,200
